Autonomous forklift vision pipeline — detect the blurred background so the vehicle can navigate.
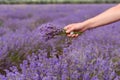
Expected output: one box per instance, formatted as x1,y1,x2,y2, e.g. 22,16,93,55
0,0,119,4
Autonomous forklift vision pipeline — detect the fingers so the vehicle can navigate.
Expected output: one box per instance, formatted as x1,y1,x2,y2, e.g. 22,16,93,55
67,33,79,38
64,23,84,38
64,24,74,33
64,24,70,30
64,24,79,38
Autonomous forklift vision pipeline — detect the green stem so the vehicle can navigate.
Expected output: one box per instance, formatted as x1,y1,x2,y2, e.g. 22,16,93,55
57,30,83,36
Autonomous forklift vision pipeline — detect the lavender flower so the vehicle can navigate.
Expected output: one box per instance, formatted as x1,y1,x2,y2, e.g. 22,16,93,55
0,4,119,80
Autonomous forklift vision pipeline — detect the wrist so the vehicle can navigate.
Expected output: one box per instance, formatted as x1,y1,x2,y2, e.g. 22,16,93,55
81,21,92,30
82,19,96,30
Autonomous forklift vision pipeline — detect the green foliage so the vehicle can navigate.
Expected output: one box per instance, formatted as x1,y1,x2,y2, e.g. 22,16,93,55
0,20,3,26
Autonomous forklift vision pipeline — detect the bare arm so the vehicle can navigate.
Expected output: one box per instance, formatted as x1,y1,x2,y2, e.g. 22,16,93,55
64,4,120,37
84,4,120,29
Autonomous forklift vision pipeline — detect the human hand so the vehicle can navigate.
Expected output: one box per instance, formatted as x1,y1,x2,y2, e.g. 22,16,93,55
64,23,87,38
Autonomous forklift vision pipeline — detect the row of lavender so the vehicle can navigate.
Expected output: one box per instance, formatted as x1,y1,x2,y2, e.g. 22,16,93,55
0,4,120,80
0,4,87,71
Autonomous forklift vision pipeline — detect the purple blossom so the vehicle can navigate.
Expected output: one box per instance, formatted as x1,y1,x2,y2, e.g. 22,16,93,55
0,4,119,80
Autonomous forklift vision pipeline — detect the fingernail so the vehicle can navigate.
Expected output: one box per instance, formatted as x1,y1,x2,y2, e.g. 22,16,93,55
66,30,69,33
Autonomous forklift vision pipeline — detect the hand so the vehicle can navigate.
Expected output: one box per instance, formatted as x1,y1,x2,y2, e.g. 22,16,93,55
64,23,87,38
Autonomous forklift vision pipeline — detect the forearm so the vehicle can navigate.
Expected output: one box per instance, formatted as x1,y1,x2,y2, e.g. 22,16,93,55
83,4,120,29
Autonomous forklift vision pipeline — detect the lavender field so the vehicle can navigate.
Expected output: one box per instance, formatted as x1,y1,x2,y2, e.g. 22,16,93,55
0,4,120,80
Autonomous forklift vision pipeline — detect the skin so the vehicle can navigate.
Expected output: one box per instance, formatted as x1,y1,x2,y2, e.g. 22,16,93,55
64,4,120,38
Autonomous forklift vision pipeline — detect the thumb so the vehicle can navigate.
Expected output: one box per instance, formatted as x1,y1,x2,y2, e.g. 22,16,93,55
66,27,74,33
